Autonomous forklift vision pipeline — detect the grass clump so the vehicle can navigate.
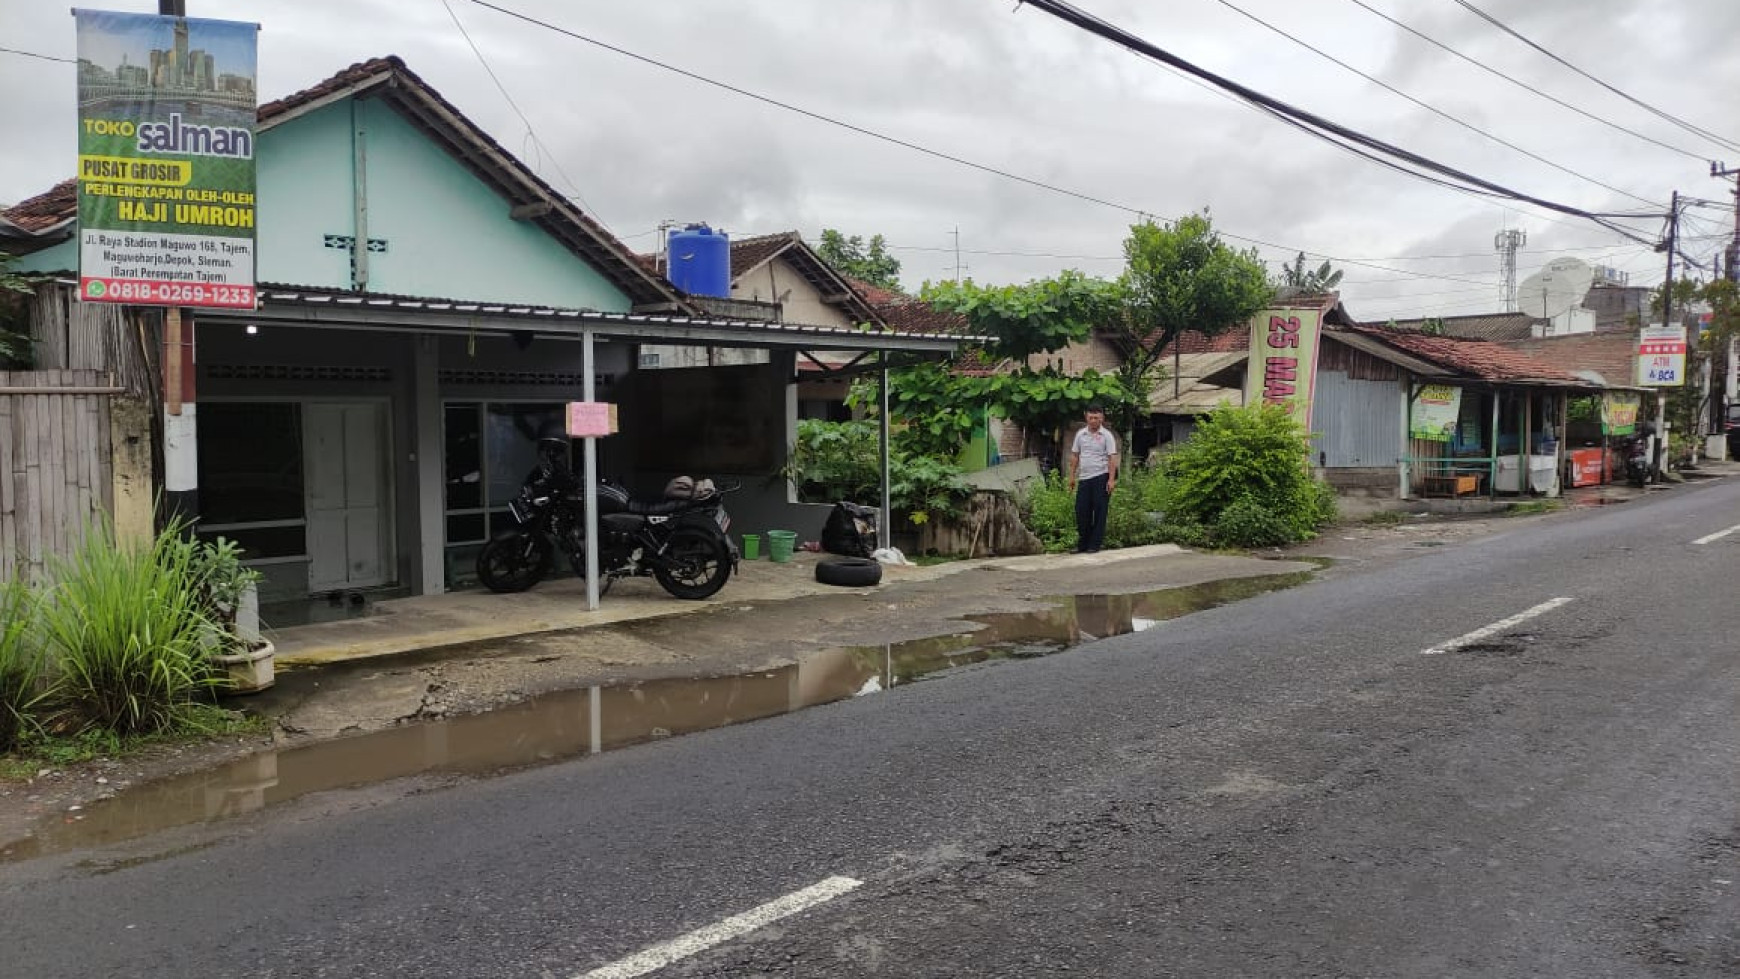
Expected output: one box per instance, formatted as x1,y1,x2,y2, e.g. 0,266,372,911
36,521,223,736
0,579,47,753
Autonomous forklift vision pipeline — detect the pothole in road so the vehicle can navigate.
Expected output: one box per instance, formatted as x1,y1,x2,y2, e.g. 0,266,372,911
0,571,1314,864
1456,632,1540,657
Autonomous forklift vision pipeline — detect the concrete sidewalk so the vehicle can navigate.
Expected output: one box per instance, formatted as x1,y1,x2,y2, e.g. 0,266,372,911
270,545,1190,667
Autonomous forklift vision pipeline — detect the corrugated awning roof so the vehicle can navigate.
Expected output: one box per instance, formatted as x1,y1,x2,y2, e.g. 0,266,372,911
198,287,985,354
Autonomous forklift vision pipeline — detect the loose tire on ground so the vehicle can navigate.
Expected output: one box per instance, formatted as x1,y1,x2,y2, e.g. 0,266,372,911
815,555,882,587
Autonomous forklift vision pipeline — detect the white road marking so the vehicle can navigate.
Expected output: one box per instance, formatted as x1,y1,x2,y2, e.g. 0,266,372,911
1419,597,1575,656
1693,522,1740,545
576,876,863,979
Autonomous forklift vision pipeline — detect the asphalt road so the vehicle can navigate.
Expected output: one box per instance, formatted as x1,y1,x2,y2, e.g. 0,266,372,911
5,480,1740,978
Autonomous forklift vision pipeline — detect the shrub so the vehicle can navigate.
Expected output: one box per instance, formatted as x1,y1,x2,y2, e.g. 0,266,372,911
0,579,46,753
784,419,969,525
1018,465,1172,552
1162,403,1336,545
38,521,220,735
1020,471,1079,552
1211,496,1294,548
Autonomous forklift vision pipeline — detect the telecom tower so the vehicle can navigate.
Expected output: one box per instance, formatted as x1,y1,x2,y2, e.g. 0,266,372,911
1495,229,1527,312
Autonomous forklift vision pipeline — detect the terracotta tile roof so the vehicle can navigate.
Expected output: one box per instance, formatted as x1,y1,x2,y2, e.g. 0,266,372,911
872,299,968,336
1500,330,1639,388
728,232,799,279
257,55,402,122
1341,323,1584,384
0,179,76,234
842,275,908,307
1385,312,1541,342
1156,329,1252,357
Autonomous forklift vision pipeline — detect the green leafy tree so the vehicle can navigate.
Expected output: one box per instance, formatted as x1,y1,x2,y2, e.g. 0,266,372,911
1650,275,1703,320
1662,278,1740,460
1276,251,1344,293
1116,214,1273,439
913,270,1136,463
0,252,36,369
817,229,902,291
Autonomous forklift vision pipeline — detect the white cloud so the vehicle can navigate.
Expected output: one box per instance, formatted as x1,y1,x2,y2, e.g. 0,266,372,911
3,0,1731,317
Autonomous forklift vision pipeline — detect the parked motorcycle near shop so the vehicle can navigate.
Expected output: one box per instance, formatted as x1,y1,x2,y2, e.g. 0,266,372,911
477,444,737,600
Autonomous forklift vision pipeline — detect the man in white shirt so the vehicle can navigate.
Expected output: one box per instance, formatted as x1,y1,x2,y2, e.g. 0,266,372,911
1068,406,1118,553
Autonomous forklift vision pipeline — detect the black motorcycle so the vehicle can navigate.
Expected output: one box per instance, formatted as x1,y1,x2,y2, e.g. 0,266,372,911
1622,431,1653,488
476,466,737,600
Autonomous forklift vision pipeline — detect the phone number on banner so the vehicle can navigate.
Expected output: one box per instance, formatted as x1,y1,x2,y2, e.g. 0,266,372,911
81,278,256,309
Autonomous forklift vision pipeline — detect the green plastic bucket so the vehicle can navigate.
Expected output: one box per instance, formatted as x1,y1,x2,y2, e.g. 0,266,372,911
741,534,761,560
766,530,798,563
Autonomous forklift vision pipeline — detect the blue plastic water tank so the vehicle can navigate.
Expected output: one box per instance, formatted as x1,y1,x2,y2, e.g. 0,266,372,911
666,224,731,298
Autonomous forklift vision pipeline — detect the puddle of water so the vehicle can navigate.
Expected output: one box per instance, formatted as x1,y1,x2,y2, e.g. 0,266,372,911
0,572,1312,863
1568,496,1631,508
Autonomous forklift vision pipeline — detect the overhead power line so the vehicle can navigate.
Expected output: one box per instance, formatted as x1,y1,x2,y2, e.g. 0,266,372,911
459,0,1524,290
0,46,75,63
1013,0,1662,246
439,0,612,230
1449,0,1740,155
1340,0,1711,164
465,0,1659,292
1214,0,1663,208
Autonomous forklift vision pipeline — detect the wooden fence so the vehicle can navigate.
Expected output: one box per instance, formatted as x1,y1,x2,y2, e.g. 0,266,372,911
0,369,120,584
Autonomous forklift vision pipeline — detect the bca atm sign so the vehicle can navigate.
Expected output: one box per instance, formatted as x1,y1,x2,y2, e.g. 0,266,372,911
1242,307,1325,425
1637,325,1687,387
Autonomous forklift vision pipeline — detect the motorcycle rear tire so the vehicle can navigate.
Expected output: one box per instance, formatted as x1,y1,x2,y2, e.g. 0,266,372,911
477,532,553,593
654,528,732,600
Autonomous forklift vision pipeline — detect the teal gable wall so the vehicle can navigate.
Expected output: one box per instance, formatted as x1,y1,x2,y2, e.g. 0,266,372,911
13,239,73,274
255,105,355,290
19,95,634,312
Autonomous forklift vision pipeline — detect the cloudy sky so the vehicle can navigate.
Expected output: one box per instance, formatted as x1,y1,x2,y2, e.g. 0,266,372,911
4,0,1737,319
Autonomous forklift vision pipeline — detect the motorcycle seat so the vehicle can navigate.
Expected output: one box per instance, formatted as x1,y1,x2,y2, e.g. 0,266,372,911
627,498,690,516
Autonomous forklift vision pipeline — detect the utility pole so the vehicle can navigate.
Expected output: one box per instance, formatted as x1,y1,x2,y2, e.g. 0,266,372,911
1653,190,1681,477
1711,164,1740,455
1713,162,1740,282
951,227,964,283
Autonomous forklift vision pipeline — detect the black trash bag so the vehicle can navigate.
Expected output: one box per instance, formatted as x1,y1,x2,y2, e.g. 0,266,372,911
821,501,878,558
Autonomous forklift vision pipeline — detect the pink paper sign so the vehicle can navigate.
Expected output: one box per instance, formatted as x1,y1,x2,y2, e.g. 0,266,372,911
566,401,615,437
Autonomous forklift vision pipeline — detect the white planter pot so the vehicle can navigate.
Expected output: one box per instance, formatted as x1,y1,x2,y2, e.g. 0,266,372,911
215,639,275,694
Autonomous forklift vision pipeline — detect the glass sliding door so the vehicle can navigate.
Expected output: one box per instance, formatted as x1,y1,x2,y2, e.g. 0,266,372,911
442,401,569,588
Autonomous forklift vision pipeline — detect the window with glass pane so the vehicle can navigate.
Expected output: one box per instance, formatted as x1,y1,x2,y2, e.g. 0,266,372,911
199,403,304,526
485,404,565,506
445,403,483,511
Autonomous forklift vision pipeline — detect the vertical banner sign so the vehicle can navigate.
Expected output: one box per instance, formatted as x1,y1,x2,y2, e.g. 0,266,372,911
74,9,258,308
1636,325,1687,387
1409,384,1463,441
1243,306,1325,426
1601,392,1641,435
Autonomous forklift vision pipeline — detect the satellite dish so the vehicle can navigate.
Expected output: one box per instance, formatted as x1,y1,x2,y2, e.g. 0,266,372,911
1517,257,1595,318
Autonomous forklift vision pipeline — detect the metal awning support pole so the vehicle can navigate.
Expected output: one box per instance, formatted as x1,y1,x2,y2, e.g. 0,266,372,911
1522,389,1533,495
879,352,891,552
582,330,601,612
1489,390,1501,499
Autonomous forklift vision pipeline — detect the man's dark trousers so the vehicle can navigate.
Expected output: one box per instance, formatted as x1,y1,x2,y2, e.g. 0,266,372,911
1075,473,1109,552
